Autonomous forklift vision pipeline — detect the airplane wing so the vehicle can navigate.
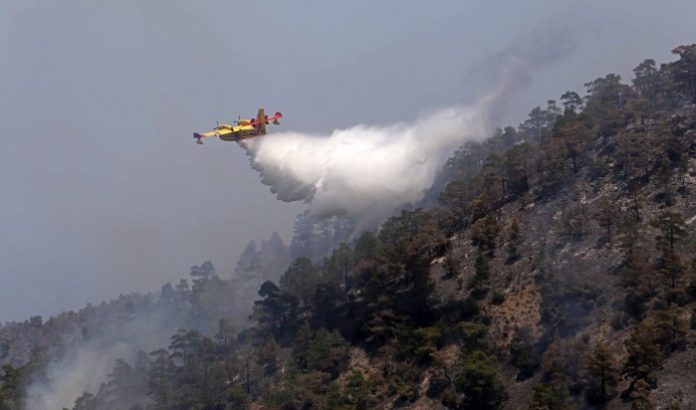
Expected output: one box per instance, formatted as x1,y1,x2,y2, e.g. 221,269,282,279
193,128,234,144
234,124,255,132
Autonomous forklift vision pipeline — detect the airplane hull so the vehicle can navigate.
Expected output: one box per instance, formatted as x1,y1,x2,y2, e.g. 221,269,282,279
218,130,262,142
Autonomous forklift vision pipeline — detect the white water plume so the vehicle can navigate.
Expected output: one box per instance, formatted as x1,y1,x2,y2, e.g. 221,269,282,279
242,73,512,228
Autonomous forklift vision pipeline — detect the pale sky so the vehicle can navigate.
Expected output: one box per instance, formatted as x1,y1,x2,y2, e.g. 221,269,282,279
1,0,695,322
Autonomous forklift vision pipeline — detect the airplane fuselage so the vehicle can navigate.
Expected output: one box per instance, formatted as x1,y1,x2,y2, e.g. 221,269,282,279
193,108,281,144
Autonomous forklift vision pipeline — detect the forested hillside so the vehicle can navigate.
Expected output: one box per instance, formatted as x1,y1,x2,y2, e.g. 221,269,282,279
3,44,696,410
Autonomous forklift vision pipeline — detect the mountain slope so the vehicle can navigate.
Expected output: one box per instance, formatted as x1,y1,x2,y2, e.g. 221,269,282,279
2,44,696,410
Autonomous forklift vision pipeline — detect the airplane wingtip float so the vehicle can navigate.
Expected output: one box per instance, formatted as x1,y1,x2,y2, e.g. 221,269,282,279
193,108,283,145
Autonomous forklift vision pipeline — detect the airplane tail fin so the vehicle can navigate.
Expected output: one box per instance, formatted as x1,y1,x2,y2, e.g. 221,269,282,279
256,108,267,135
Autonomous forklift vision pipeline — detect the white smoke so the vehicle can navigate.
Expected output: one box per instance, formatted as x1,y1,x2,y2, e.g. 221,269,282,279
241,67,518,229
26,341,132,409
24,300,193,410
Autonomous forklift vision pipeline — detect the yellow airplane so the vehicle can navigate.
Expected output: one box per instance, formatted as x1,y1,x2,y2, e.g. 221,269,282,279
194,108,283,144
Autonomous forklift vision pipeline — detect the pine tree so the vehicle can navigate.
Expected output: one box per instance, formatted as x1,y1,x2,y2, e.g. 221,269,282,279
595,197,619,245
234,241,259,278
502,143,533,197
72,392,102,410
651,211,686,257
292,322,312,370
454,350,507,409
0,365,23,410
653,306,688,353
621,251,654,319
670,44,696,104
468,253,490,291
215,318,236,350
618,214,642,256
251,280,298,341
323,243,354,288
629,378,654,410
280,257,320,309
585,342,619,404
148,348,174,407
560,91,583,114
633,59,660,102
505,217,522,262
306,328,349,378
557,119,590,174
623,323,661,383
471,213,499,257
528,383,569,410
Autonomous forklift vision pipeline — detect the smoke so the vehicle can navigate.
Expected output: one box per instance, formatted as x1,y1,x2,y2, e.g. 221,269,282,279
24,310,167,410
23,293,204,410
26,341,133,409
242,30,573,230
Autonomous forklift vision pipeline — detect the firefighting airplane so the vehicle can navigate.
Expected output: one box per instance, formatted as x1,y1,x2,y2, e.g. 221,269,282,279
193,108,283,144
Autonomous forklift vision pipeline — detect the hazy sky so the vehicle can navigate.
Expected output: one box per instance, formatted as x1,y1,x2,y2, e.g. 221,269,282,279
1,1,695,322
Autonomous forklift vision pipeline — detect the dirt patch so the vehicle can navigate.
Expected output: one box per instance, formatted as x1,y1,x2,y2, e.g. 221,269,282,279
653,348,696,410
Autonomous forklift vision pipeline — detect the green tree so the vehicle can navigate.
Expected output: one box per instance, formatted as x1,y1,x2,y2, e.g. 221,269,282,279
670,44,696,104
616,130,651,179
595,197,619,245
100,359,142,409
651,211,686,257
454,350,506,409
632,59,660,103
323,243,355,288
251,280,298,341
618,214,642,256
623,323,661,383
509,326,541,381
621,252,654,319
72,392,102,410
468,253,490,291
520,106,554,141
354,231,377,261
557,119,590,174
306,328,349,378
629,378,654,410
560,91,583,114
215,318,235,350
505,217,522,262
482,154,507,202
292,322,313,370
257,337,282,376
502,143,534,197
379,208,446,261
342,371,372,410
528,383,569,410
541,338,587,395
0,365,23,410
584,342,619,404
362,261,408,347
190,260,216,283
653,306,688,353
471,214,499,257
169,329,202,364
147,348,175,407
280,257,320,309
